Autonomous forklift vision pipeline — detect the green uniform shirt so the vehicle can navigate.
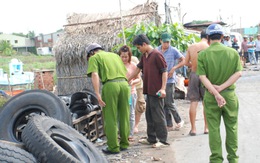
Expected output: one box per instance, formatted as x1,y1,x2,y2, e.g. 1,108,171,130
197,42,242,90
87,50,127,83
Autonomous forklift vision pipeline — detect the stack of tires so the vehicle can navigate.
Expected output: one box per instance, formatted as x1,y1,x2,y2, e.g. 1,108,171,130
0,90,107,163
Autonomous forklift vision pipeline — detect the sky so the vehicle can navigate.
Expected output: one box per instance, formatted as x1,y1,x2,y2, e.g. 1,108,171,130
0,0,259,35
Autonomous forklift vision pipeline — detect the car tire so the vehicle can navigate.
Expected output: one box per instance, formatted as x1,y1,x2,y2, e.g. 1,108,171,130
0,141,37,163
0,89,72,144
22,115,107,163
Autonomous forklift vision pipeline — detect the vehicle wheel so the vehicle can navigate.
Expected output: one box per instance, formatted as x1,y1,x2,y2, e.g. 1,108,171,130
0,89,72,144
0,141,37,163
69,90,101,119
0,139,25,149
22,115,108,163
70,90,100,110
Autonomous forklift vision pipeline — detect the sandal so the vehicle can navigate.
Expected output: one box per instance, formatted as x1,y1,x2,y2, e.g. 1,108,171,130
128,137,135,142
189,130,196,136
152,142,169,148
138,138,151,145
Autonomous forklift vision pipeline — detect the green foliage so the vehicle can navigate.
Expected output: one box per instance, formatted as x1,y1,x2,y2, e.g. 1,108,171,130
0,40,16,56
115,22,199,58
0,96,8,108
12,32,27,37
12,31,35,39
0,54,57,88
0,54,55,75
56,29,63,32
27,31,35,39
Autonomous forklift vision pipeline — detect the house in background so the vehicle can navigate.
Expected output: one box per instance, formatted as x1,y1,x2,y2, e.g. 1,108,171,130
34,31,63,55
183,21,227,32
0,34,35,54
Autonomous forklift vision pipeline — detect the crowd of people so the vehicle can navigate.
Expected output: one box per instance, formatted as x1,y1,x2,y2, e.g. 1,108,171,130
85,23,245,163
224,33,260,68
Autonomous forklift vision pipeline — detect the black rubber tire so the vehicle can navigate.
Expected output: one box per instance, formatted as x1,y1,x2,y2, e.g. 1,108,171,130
22,115,108,163
0,89,72,144
69,90,101,119
0,139,25,149
0,141,37,163
81,88,99,106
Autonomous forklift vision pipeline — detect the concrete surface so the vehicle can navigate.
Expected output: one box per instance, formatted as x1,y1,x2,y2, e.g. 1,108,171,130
173,65,260,163
102,64,260,163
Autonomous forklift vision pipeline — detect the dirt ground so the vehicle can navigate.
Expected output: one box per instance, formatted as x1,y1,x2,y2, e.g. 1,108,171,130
95,91,202,162
95,99,189,163
96,64,259,163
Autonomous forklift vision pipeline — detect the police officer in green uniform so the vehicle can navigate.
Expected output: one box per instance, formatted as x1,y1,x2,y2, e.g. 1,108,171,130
86,43,130,154
197,24,242,163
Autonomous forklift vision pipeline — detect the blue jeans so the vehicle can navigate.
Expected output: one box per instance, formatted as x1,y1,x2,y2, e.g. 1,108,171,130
164,83,182,127
255,51,260,63
248,51,257,65
129,93,136,137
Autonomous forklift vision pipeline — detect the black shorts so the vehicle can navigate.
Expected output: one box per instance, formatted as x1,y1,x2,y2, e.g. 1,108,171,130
187,72,205,101
243,52,248,58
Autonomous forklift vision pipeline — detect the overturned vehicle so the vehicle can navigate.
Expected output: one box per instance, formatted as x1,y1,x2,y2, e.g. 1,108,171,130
0,89,107,163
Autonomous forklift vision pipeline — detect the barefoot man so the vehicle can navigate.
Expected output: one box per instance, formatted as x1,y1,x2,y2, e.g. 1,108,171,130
185,30,209,136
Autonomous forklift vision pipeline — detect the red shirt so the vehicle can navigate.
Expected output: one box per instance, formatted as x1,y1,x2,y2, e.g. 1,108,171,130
241,40,248,52
137,49,167,96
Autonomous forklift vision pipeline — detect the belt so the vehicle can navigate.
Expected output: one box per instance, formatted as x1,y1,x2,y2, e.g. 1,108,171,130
104,78,126,84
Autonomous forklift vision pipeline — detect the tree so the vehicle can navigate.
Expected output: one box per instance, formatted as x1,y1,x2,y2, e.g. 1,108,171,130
0,40,16,56
113,22,199,58
27,31,35,39
56,29,63,32
11,31,35,39
12,32,26,37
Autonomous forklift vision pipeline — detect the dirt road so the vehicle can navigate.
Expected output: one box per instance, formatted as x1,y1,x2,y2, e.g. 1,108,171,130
100,65,260,163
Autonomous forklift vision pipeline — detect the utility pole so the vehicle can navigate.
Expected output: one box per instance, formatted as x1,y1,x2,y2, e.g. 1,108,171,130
178,3,181,23
119,0,126,45
164,0,171,24
182,13,187,25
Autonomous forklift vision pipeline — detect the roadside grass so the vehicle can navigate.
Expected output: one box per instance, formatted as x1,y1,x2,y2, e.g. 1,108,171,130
0,54,56,74
0,54,56,107
0,96,8,108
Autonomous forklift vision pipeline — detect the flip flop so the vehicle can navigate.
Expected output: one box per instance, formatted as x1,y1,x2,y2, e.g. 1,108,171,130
128,137,135,142
152,142,169,148
138,138,151,145
189,130,196,136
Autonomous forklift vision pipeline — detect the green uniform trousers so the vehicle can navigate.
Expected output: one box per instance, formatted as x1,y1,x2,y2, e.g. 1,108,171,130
102,81,130,152
204,90,239,163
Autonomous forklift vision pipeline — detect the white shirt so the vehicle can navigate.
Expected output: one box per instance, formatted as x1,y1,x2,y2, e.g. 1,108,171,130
223,40,232,47
255,40,260,51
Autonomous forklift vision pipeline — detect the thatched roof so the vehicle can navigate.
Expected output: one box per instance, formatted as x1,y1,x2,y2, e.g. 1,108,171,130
53,1,161,95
